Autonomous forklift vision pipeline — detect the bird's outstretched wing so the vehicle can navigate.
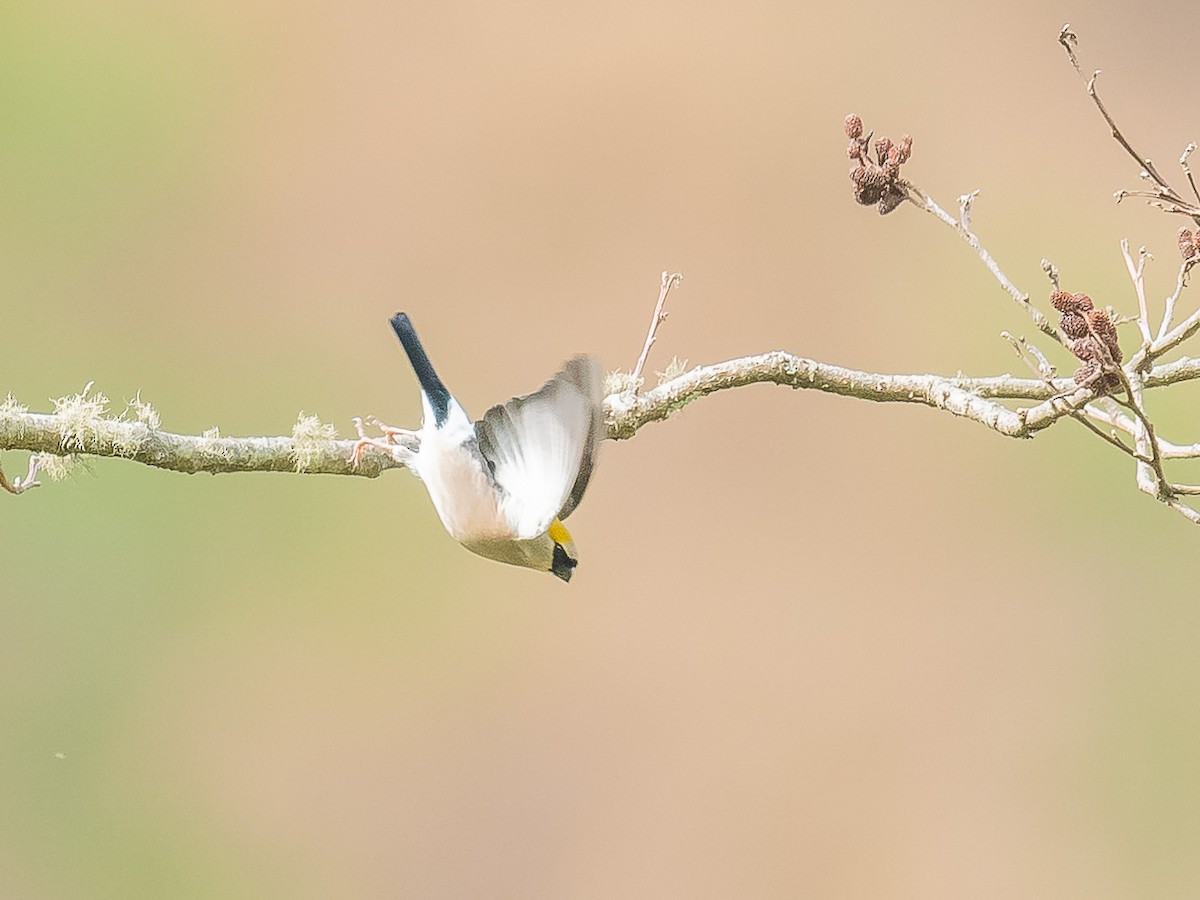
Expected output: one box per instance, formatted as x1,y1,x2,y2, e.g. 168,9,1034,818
474,356,603,539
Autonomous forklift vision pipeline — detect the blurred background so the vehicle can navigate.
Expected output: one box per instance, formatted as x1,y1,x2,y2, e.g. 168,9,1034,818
3,1,1200,897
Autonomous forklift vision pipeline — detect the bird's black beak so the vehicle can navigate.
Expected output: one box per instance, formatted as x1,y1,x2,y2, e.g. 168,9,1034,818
550,543,577,582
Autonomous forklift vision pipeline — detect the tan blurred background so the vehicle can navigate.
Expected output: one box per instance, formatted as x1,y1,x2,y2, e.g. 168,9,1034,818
3,1,1200,897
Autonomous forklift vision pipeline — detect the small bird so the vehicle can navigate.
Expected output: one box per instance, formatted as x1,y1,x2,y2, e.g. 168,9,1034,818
353,312,603,582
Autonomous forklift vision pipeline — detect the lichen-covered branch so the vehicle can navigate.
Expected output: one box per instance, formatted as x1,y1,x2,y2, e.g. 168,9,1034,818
7,349,1200,485
606,352,1074,440
0,405,398,478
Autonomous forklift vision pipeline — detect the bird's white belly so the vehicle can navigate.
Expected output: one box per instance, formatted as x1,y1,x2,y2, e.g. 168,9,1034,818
413,431,510,542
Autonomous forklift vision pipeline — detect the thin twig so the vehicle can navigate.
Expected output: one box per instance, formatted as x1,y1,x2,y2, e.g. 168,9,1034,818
1087,403,1200,460
1164,497,1200,524
1042,258,1061,291
1181,143,1200,206
958,190,979,231
1002,331,1140,459
1160,439,1200,459
1022,341,1056,379
1156,256,1196,342
1113,373,1169,497
907,184,1061,344
1059,24,1181,200
0,454,44,495
1119,239,1155,344
1069,294,1171,496
1001,331,1055,379
1074,412,1144,459
630,272,682,391
1146,302,1200,363
1114,189,1200,217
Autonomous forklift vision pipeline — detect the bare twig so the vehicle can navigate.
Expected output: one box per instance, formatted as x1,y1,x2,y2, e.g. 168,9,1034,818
1064,291,1173,497
1001,331,1142,460
1073,413,1143,460
1114,374,1168,498
1156,255,1197,342
1142,302,1200,364
1119,239,1155,344
1001,331,1055,379
908,184,1061,344
1059,24,1182,202
1114,189,1198,217
1041,259,1061,291
0,459,15,495
1181,143,1200,206
1164,496,1200,524
1084,402,1200,461
1160,440,1200,459
1060,24,1200,222
958,190,979,231
0,454,46,495
630,272,682,391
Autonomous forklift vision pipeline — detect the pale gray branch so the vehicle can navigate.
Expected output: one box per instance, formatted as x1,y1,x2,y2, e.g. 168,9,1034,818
0,411,398,478
607,351,1077,441
7,347,1200,483
1156,256,1196,341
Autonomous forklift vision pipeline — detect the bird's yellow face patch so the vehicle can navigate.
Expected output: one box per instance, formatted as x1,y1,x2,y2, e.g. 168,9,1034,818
547,517,572,546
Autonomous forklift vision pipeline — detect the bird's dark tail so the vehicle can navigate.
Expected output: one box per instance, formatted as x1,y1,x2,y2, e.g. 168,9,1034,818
390,312,452,426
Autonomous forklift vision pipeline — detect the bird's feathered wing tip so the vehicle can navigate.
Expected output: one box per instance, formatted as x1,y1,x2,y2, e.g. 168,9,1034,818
474,356,604,540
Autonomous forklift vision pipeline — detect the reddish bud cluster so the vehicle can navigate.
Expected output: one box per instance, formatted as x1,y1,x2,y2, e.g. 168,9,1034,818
845,113,912,216
1180,227,1199,261
1050,290,1123,394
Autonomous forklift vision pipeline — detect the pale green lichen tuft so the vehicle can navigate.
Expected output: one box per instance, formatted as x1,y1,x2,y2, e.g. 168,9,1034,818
656,356,689,384
124,391,161,430
0,393,28,420
196,426,232,459
53,382,109,451
291,412,338,472
604,369,641,395
37,453,76,482
110,430,142,457
108,392,160,456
